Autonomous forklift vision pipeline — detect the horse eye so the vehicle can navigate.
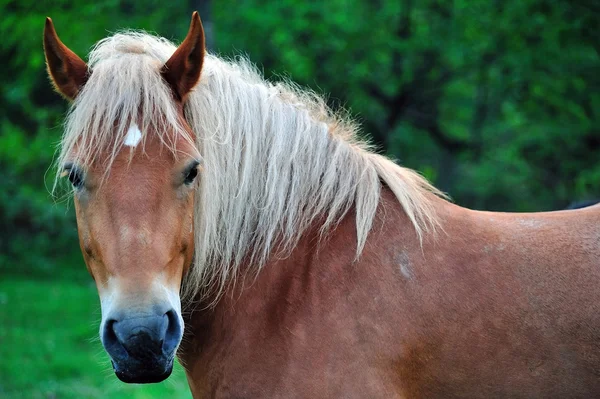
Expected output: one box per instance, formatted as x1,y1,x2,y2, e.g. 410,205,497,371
183,161,200,185
64,164,84,189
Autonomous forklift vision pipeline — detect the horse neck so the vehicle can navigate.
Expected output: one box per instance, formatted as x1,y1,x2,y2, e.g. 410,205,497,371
185,71,378,302
179,187,422,377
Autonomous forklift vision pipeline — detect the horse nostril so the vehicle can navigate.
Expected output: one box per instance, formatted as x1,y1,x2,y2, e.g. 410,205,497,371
102,318,128,359
104,318,118,344
163,309,182,354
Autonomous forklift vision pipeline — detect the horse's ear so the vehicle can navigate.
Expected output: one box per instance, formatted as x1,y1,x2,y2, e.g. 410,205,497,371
43,17,90,101
162,11,205,101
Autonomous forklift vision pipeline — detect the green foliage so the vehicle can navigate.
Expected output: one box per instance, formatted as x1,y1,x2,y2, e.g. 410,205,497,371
212,0,599,211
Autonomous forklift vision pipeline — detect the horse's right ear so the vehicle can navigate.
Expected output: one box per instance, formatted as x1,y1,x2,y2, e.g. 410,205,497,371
43,17,90,101
161,12,205,101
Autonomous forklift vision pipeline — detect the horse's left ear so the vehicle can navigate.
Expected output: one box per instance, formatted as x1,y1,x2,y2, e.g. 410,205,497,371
43,17,90,101
162,11,205,101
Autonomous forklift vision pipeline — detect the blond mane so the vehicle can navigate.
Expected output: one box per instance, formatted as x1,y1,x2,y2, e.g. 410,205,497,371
56,32,443,303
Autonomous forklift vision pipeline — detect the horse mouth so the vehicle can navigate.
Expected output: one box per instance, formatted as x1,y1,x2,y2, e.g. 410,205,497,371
112,357,174,384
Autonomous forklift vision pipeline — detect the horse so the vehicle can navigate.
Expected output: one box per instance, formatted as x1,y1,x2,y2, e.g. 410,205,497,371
43,12,600,398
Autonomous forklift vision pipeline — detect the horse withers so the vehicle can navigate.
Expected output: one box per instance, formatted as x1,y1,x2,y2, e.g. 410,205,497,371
44,13,600,398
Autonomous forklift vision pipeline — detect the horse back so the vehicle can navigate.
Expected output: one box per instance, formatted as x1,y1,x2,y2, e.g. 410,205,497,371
393,197,600,397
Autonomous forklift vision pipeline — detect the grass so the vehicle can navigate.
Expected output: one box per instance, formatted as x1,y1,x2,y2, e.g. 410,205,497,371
0,275,192,399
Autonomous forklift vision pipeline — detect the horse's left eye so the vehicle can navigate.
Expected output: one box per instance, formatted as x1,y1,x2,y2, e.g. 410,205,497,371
183,161,200,185
63,164,85,190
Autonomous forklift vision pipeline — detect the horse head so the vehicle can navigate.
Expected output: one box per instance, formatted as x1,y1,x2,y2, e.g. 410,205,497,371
43,13,205,383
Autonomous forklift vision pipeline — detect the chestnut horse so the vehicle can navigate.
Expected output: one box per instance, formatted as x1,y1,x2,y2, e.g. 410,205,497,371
44,13,600,398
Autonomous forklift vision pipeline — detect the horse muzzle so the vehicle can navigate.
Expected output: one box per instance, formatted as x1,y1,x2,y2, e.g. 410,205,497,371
101,309,183,383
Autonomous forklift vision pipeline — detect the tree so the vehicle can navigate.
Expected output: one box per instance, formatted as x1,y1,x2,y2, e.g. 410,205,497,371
212,0,600,211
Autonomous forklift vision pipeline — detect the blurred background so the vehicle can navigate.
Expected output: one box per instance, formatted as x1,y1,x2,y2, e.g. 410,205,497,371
1,0,598,398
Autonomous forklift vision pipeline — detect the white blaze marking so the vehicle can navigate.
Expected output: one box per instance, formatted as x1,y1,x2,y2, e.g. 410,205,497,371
124,124,142,147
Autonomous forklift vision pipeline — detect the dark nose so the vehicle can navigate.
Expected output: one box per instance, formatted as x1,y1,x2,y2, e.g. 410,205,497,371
101,309,182,383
